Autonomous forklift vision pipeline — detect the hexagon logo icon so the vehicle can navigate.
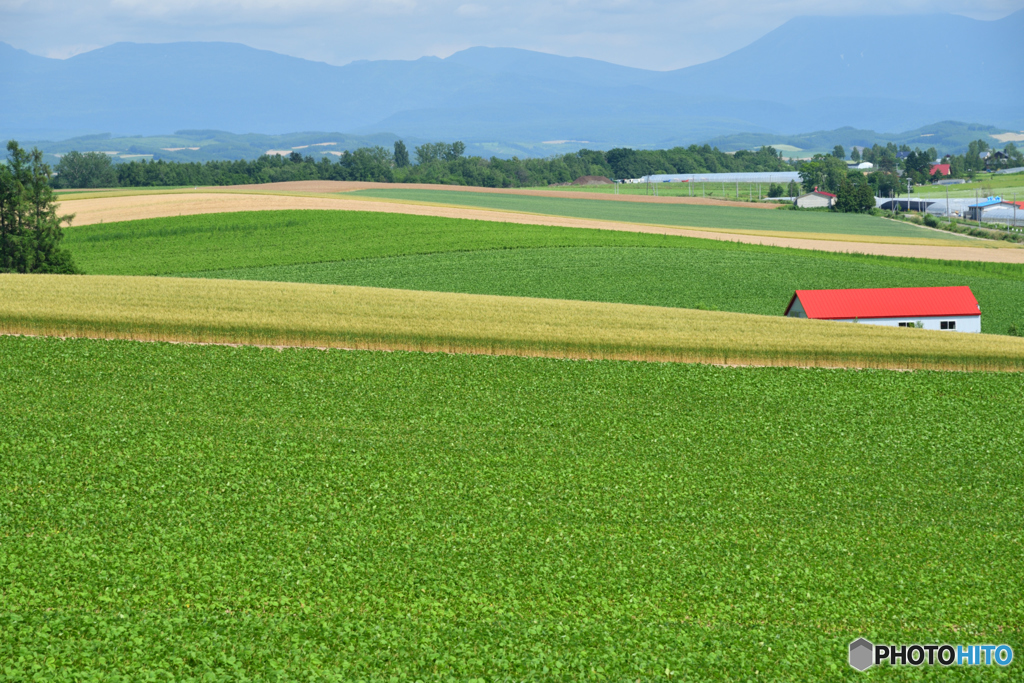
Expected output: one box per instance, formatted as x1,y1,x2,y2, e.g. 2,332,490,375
849,638,874,671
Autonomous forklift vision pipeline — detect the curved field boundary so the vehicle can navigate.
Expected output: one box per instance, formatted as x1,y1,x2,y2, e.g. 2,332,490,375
4,274,1024,371
58,180,783,209
58,191,1024,263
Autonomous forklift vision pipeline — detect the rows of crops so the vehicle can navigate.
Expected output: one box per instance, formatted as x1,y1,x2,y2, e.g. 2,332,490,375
2,335,1022,680
197,245,1024,336
62,210,1024,335
9,273,1024,371
347,188,970,240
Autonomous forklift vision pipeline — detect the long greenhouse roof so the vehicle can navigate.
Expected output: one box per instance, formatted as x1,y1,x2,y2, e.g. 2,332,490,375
639,172,801,183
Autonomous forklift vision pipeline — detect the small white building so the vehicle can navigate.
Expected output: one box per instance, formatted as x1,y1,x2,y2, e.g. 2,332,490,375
785,286,981,333
794,188,837,209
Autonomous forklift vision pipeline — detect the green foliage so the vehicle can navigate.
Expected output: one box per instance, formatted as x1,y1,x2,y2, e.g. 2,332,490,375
834,174,876,213
1,336,1022,680
867,169,902,198
393,139,410,168
796,154,848,193
850,147,861,162
48,142,794,190
831,144,845,160
50,150,119,189
64,210,1024,335
414,141,466,164
0,141,79,273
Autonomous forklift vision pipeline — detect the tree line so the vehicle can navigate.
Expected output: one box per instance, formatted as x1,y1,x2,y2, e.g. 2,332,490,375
49,142,793,190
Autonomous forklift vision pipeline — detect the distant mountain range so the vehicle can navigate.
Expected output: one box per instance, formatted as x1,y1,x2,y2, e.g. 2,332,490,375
17,121,1021,167
2,10,1022,150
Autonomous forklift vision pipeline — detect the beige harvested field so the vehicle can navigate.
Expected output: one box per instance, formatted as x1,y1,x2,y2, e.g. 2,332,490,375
58,180,782,208
4,274,1024,371
235,180,786,208
57,190,1024,263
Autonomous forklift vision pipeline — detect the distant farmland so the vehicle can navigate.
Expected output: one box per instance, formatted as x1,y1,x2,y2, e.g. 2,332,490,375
62,211,1024,335
347,187,972,240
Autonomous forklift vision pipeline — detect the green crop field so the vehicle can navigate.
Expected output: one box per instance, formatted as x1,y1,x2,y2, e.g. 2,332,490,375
63,210,1024,335
915,172,1024,200
347,188,971,240
2,336,1022,680
542,180,797,201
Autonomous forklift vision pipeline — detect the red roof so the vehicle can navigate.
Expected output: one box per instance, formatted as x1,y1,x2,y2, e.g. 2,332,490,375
811,187,836,198
786,286,980,320
930,163,951,176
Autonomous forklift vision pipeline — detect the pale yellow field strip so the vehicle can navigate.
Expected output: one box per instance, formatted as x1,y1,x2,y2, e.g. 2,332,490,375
57,180,784,209
4,274,1024,371
57,191,1024,264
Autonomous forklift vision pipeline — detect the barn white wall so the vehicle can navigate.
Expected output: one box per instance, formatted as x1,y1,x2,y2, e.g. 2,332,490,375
830,315,981,333
795,194,832,209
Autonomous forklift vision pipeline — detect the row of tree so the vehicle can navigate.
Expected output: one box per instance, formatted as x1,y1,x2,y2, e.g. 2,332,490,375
1,142,77,273
49,142,793,190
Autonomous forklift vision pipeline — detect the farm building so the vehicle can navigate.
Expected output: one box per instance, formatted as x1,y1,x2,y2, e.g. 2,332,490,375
930,163,951,177
966,196,1005,221
785,286,981,332
794,188,836,208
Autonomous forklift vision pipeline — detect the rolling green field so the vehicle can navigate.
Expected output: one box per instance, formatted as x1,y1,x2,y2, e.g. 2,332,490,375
347,188,968,240
63,211,1024,335
2,336,1022,680
915,172,1024,199
541,181,793,201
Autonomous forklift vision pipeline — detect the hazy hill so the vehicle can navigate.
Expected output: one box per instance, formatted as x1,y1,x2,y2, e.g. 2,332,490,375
2,10,1021,145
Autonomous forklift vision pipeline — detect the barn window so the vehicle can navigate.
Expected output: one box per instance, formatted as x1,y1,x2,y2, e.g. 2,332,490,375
898,322,912,327
940,320,956,330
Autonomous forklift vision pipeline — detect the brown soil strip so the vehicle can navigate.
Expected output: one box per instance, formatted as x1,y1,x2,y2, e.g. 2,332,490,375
60,192,1024,264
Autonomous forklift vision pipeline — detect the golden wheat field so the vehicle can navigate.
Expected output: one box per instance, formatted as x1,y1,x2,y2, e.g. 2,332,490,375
4,274,1024,370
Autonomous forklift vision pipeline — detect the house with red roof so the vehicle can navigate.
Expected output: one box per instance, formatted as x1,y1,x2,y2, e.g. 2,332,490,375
794,187,836,209
784,286,980,333
930,163,951,177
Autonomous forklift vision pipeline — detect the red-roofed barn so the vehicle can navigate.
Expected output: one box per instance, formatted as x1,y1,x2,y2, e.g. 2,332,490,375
784,286,980,332
794,187,837,209
930,163,951,177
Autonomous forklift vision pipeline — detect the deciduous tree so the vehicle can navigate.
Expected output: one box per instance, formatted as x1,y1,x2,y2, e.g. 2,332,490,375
51,150,119,189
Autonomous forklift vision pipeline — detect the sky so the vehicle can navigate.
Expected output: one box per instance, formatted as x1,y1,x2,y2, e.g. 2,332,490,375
2,0,1022,69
